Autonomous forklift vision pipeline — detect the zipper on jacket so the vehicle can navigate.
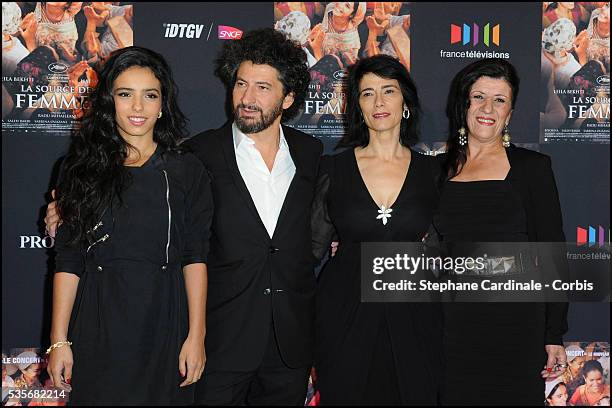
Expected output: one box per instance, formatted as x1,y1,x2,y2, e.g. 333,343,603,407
162,170,171,265
86,233,109,253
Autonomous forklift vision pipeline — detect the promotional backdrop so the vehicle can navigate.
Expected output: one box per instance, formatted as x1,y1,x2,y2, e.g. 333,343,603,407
2,2,610,406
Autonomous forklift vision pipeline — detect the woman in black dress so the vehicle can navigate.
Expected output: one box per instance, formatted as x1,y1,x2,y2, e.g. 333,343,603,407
312,55,442,404
46,47,212,405
434,58,569,404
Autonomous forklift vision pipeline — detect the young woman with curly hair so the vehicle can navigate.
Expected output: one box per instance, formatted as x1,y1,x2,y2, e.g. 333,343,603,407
46,46,213,405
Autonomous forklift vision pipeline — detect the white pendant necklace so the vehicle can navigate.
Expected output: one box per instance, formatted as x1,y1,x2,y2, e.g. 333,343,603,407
376,205,393,226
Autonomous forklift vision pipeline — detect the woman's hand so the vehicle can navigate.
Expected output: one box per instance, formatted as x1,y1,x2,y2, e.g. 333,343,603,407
68,61,91,87
366,15,388,38
331,241,339,257
307,23,325,60
67,2,84,17
541,344,567,379
178,335,206,387
542,49,567,68
18,12,38,51
47,345,74,391
573,30,590,65
44,192,61,238
83,5,109,28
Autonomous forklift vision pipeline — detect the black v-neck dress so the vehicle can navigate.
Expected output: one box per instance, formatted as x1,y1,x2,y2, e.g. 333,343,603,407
312,148,443,405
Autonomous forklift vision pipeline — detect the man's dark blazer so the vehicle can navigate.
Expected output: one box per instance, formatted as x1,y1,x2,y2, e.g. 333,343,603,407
183,122,323,371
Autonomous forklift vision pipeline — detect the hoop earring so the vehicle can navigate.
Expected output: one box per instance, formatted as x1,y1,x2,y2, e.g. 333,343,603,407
458,127,467,146
402,106,410,119
502,124,511,148
158,111,163,119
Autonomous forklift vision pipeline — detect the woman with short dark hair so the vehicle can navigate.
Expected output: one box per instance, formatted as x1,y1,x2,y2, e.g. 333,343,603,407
312,54,442,404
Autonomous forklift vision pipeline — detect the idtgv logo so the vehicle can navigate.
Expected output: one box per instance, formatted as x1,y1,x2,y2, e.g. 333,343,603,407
20,235,55,249
163,23,205,39
218,25,243,40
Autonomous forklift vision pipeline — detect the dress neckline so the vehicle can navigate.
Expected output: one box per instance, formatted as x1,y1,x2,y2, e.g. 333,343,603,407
447,178,509,184
124,144,160,169
447,147,513,182
351,147,413,211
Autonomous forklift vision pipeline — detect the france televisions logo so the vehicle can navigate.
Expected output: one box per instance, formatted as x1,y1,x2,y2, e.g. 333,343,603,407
577,225,610,247
450,23,500,46
218,25,243,40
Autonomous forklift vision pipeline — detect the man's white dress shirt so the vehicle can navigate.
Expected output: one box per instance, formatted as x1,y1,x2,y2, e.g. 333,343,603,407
232,122,296,238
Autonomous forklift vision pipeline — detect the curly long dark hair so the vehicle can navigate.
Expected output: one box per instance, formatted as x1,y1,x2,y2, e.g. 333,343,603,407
214,28,310,121
443,58,519,181
56,46,187,243
338,54,421,149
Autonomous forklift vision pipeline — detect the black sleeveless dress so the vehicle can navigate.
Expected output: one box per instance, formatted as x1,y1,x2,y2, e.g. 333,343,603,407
312,149,443,405
434,178,547,405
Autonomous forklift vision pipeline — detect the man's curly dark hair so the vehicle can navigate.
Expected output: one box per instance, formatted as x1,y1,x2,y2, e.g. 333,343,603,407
214,28,310,121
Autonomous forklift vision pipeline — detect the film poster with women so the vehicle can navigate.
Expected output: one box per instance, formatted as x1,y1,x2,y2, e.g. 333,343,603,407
549,342,610,406
540,2,610,144
3,347,69,405
273,2,412,152
2,2,134,134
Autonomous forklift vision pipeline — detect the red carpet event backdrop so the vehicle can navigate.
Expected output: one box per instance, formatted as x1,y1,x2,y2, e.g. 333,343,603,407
2,2,609,405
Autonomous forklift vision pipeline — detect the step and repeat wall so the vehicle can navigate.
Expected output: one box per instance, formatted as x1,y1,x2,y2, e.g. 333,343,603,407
2,2,609,405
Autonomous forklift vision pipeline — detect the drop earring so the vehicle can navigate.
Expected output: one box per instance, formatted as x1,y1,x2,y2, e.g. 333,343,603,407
458,127,467,146
502,124,511,148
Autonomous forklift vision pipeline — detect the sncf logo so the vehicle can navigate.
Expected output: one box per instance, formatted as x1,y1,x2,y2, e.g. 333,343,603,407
451,23,500,46
577,226,609,247
218,25,243,40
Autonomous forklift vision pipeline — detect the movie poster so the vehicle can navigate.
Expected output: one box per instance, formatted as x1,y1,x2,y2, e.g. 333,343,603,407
546,341,610,406
540,2,610,144
3,348,69,406
2,2,134,133
273,2,412,151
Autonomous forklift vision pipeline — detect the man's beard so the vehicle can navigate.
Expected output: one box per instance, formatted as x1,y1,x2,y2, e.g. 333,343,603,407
234,100,284,134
